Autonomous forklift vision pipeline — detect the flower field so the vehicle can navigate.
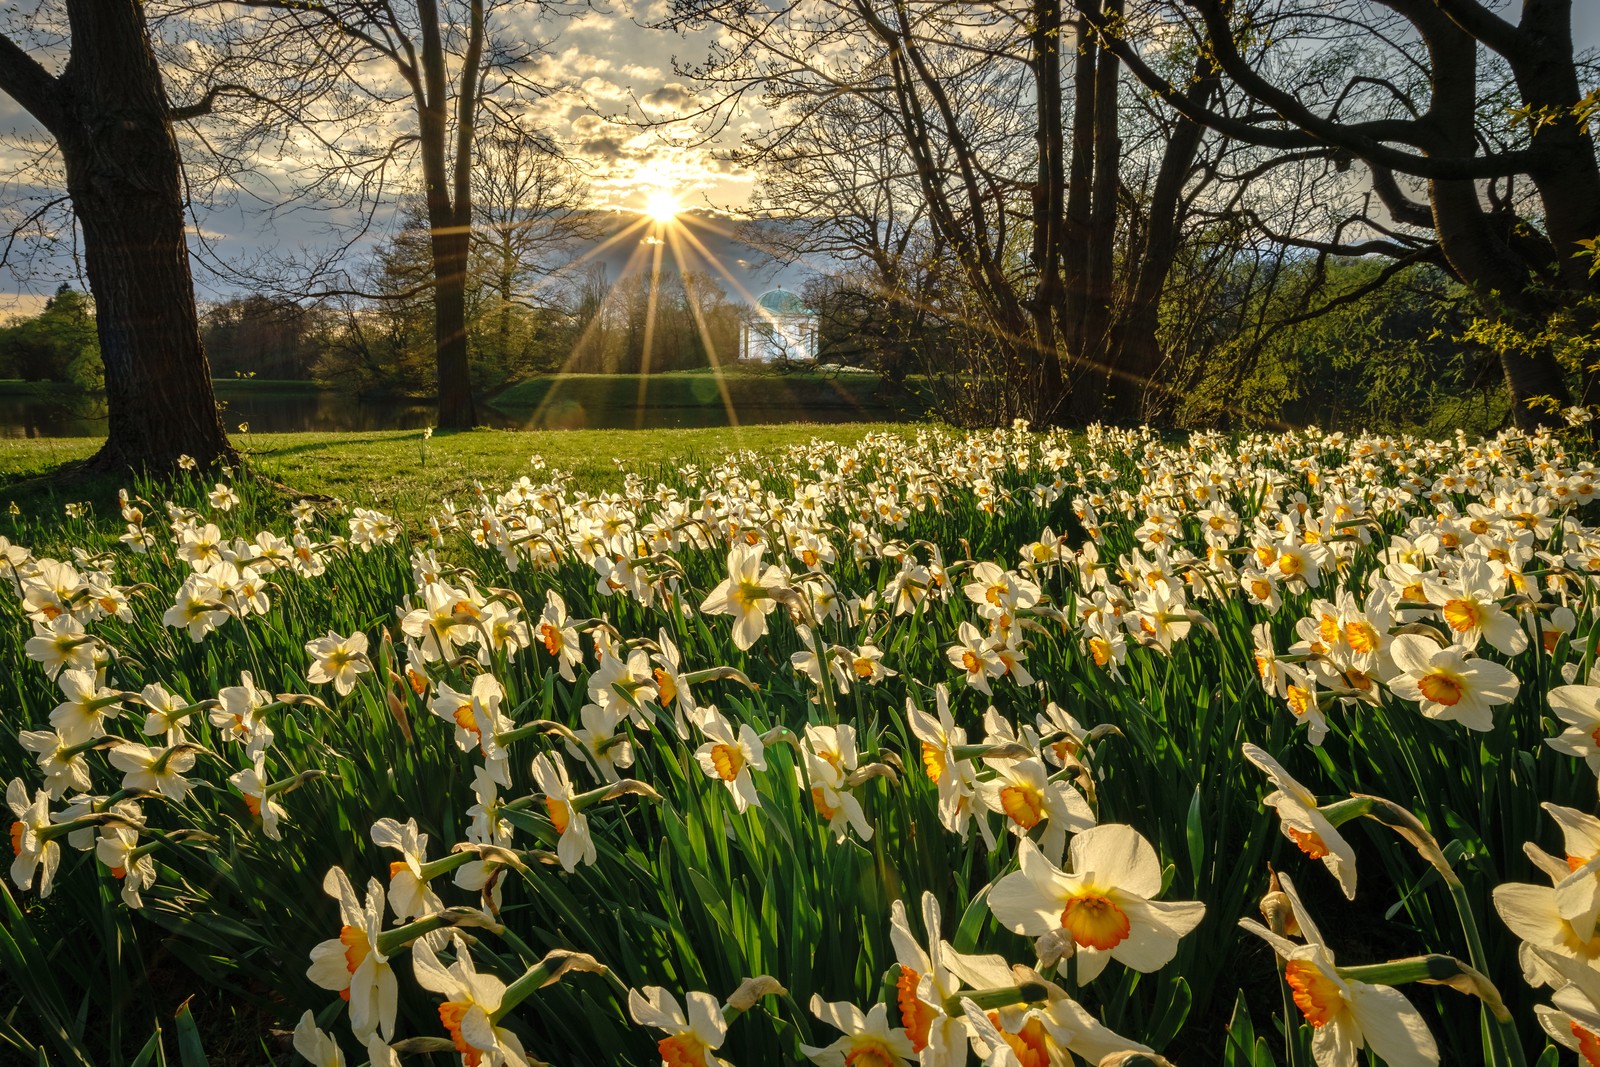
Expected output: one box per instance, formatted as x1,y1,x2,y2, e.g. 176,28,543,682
4,422,1600,1066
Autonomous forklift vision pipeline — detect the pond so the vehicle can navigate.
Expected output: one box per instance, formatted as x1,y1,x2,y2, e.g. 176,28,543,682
0,383,899,437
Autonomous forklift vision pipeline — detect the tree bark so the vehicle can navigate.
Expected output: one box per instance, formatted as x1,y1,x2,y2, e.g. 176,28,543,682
416,0,478,429
0,2,232,470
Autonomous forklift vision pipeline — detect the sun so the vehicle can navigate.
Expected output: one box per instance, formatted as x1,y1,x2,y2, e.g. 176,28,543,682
643,189,682,223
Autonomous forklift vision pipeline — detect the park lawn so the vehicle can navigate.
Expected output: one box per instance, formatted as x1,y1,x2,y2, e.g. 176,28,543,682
0,422,917,527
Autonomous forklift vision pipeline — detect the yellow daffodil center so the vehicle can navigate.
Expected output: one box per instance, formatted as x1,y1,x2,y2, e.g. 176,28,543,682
1417,670,1465,706
897,966,933,1052
545,796,572,834
1285,959,1343,1027
654,668,678,705
999,784,1045,829
1060,892,1131,950
338,925,370,998
439,1001,483,1066
1278,553,1304,576
1344,620,1379,654
1090,636,1112,666
1317,614,1339,646
389,860,408,880
1442,598,1483,633
539,622,564,655
988,1013,1050,1067
1571,1022,1600,1066
1251,578,1272,600
710,743,745,781
961,649,982,674
9,822,22,856
852,656,876,678
920,742,946,781
843,1040,898,1067
453,703,480,736
811,787,838,821
1287,825,1330,858
658,1033,710,1067
1286,685,1314,718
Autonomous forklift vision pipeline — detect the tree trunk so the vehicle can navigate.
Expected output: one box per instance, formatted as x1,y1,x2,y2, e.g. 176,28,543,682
1083,0,1123,420
55,1,232,470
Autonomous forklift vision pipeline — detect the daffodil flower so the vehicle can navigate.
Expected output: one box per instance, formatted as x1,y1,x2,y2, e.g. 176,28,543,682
627,986,730,1067
799,995,916,1067
7,777,60,897
305,630,373,696
532,752,595,872
1387,633,1520,731
1242,743,1357,899
699,543,787,650
889,892,1013,1066
987,828,1205,983
691,705,766,813
306,866,398,1041
976,757,1095,865
371,817,446,924
1547,685,1600,783
1240,874,1438,1066
412,935,529,1067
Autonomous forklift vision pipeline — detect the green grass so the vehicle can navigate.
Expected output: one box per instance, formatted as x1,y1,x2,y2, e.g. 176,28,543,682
0,424,916,527
490,369,917,421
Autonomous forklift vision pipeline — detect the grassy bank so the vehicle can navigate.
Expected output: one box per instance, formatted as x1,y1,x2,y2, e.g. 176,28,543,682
491,369,918,423
0,423,915,527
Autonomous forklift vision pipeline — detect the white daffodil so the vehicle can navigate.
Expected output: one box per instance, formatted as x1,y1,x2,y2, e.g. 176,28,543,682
889,892,1013,1066
7,777,60,897
1548,685,1600,783
306,866,397,1041
230,754,287,840
1387,633,1520,731
1423,560,1528,656
108,742,198,802
536,590,584,682
532,752,595,872
1240,874,1438,1067
908,687,985,844
24,615,96,679
1242,743,1357,899
976,756,1095,865
987,828,1205,983
799,995,916,1067
699,543,787,650
564,702,634,783
691,705,766,813
627,986,731,1067
305,630,373,696
371,817,445,924
95,825,157,908
412,936,528,1067
946,620,1004,696
18,730,92,798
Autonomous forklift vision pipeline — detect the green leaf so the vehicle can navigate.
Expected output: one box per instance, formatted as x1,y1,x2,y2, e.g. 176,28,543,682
173,1001,208,1067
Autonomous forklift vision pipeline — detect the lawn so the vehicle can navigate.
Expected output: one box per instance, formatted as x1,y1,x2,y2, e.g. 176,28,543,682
0,423,914,528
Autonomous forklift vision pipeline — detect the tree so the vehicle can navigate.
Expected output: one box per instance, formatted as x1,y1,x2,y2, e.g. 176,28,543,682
1086,0,1600,427
162,0,568,429
0,1,231,468
671,0,1235,424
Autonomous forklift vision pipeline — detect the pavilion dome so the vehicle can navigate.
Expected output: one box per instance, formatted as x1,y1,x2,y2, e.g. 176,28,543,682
755,288,809,316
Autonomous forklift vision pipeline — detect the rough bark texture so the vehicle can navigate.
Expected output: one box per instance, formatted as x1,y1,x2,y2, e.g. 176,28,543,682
0,2,233,470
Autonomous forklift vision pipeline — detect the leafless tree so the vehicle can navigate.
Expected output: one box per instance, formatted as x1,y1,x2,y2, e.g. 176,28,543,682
156,0,575,427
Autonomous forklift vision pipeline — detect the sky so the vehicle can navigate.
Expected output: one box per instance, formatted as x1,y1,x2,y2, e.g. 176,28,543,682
1,1,1598,316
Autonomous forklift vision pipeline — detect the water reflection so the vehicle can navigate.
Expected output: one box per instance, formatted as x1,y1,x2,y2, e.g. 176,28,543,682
0,387,889,437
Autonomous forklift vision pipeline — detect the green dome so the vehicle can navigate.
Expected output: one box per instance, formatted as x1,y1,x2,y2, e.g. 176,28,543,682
755,288,808,315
